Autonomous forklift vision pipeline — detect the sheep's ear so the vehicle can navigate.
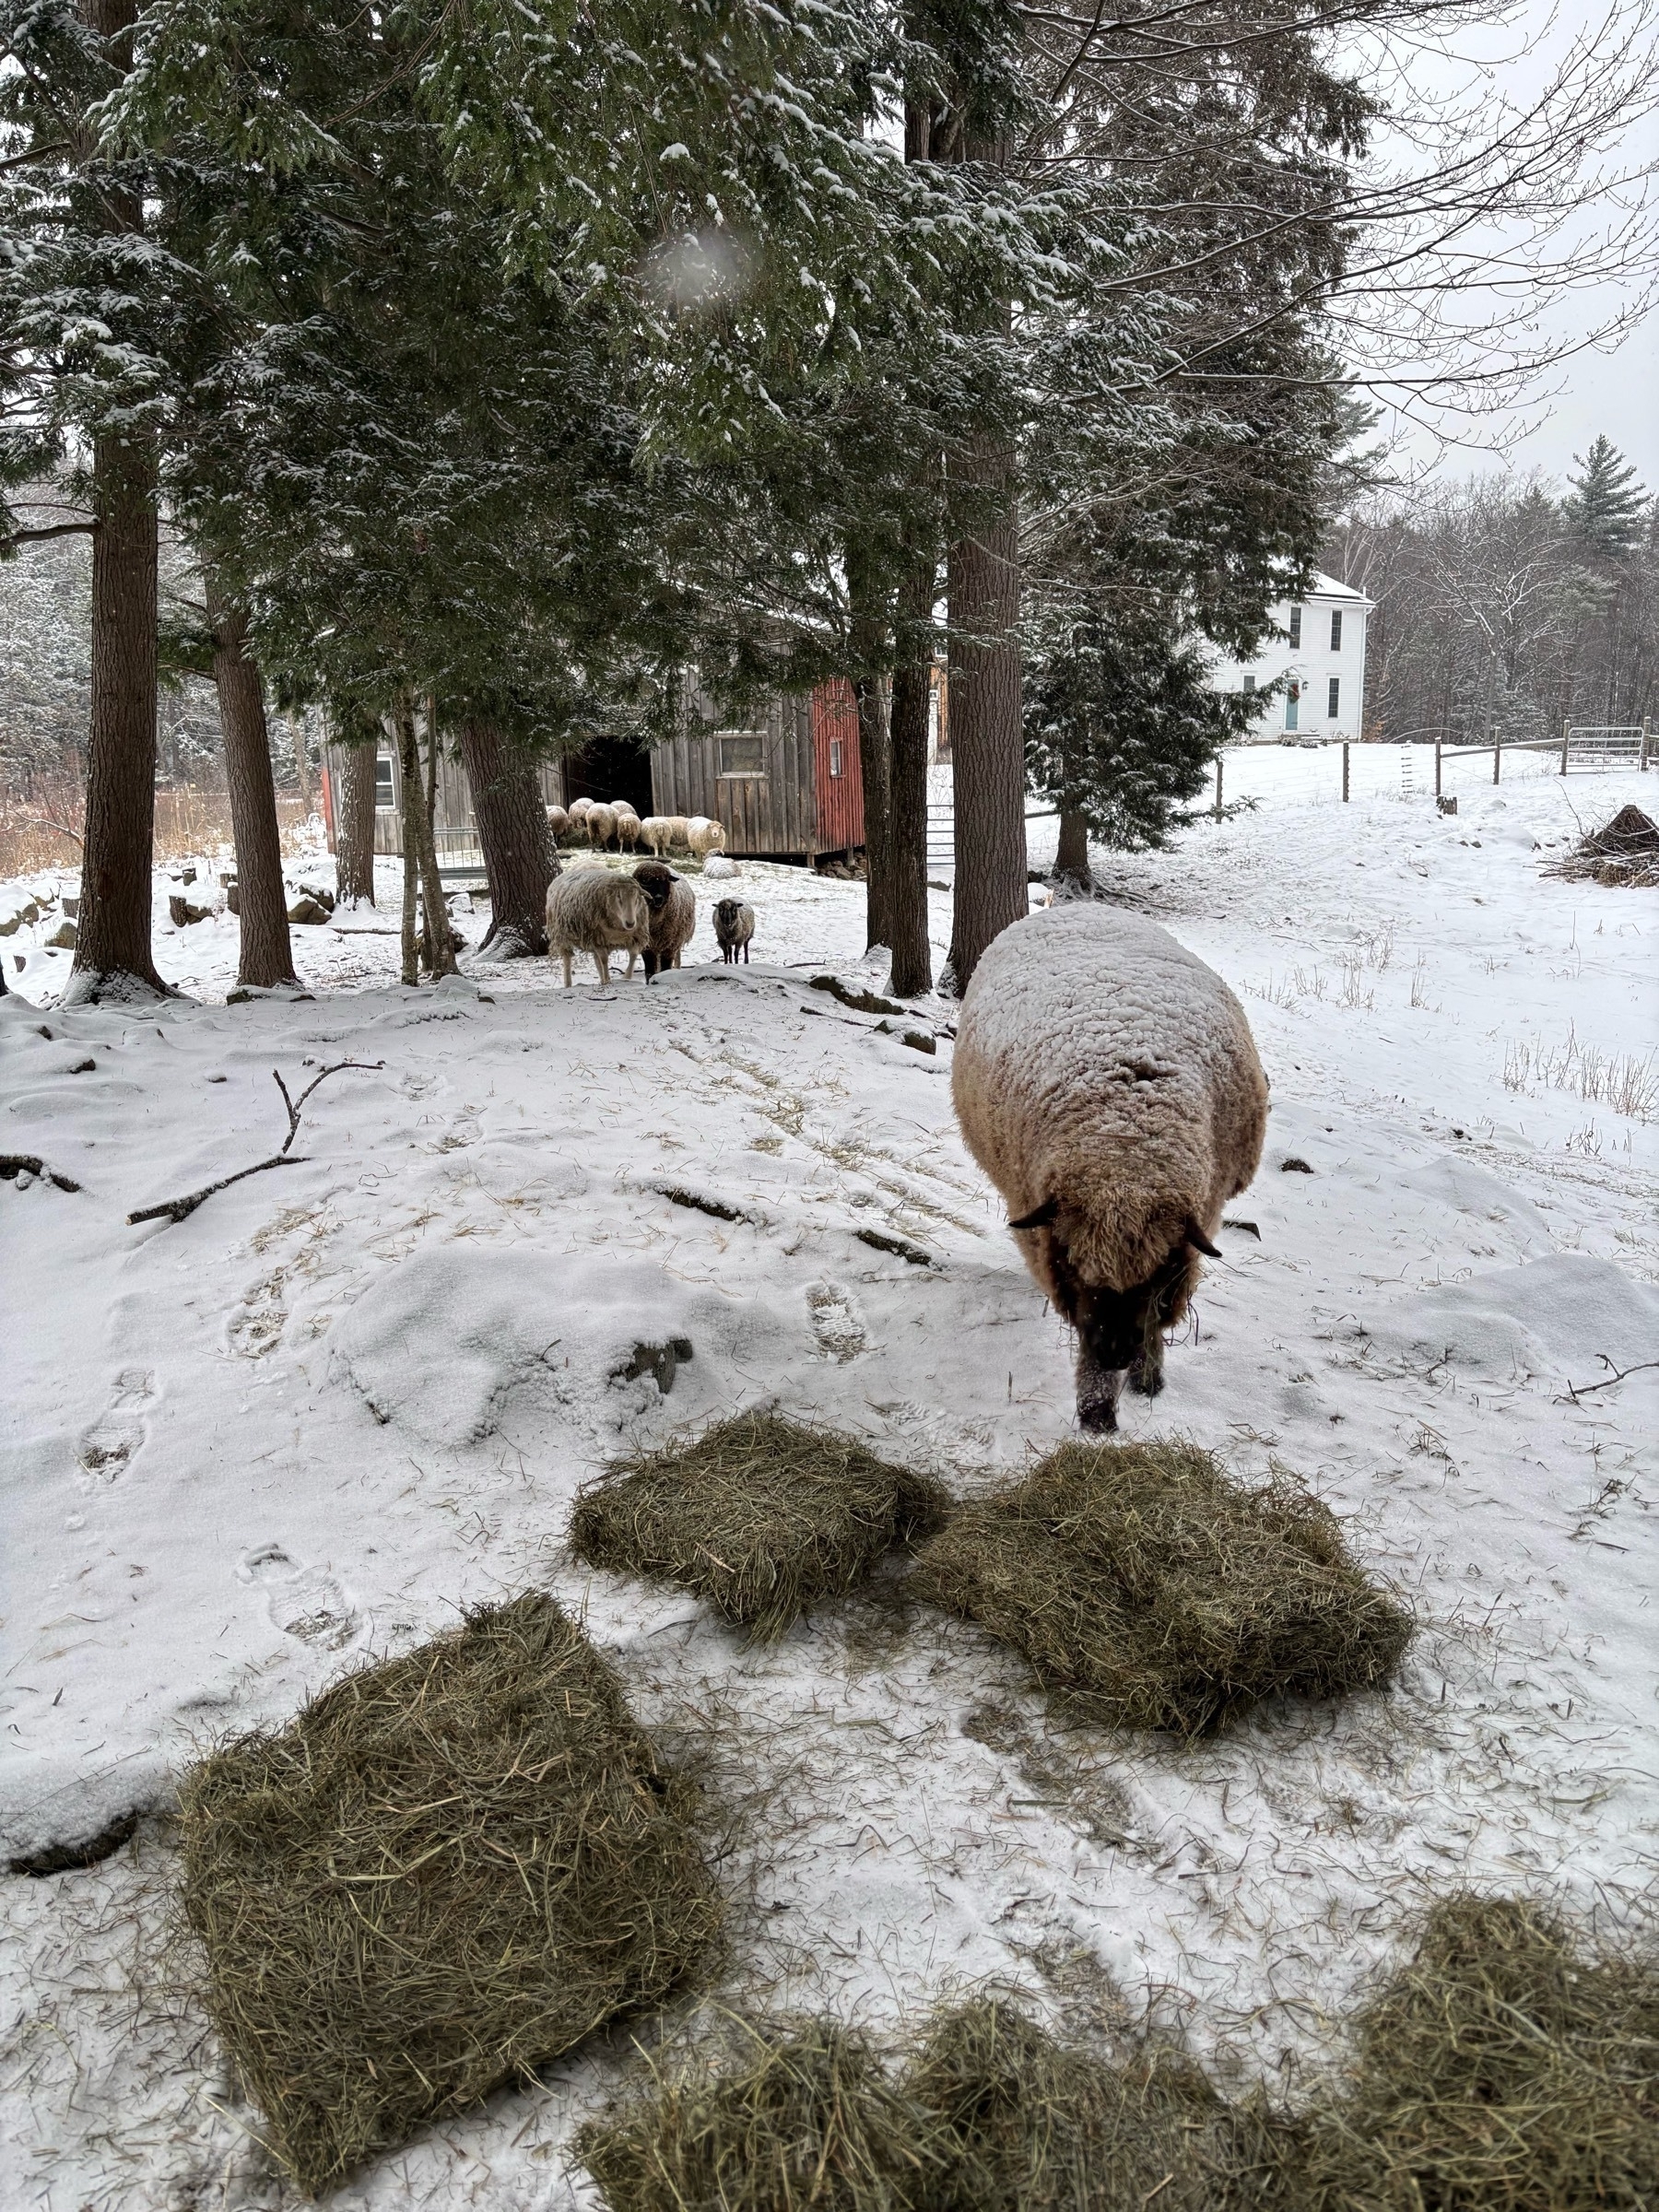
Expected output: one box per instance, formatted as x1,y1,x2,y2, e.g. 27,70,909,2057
1008,1196,1059,1230
1184,1219,1222,1258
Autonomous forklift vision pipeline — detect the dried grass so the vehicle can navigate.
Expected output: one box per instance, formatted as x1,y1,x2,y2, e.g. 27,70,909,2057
569,1414,950,1642
1543,803,1659,887
578,1899,1659,2212
178,1592,720,2197
0,782,313,878
909,1441,1412,1736
1234,1894,1659,2211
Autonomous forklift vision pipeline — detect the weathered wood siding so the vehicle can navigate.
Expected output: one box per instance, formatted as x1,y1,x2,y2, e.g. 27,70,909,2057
812,679,865,853
651,683,819,857
323,736,561,860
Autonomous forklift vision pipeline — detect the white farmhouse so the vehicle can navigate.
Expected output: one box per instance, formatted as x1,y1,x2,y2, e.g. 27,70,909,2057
1208,571,1372,740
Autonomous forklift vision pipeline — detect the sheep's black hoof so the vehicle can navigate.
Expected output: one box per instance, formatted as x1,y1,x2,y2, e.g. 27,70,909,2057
1128,1364,1165,1398
1077,1395,1119,1433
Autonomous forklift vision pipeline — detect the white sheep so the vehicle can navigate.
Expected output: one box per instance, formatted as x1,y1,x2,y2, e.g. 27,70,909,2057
583,802,618,851
546,869,650,986
612,804,641,851
546,804,570,845
632,861,697,979
638,815,674,857
686,815,726,859
712,898,754,964
951,903,1267,1432
566,794,594,827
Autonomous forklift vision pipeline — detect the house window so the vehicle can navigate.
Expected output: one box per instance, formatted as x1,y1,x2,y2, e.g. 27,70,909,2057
829,738,843,778
715,731,767,778
1327,677,1341,719
1330,609,1343,652
1288,605,1302,648
1285,681,1300,732
374,752,395,810
1242,672,1255,695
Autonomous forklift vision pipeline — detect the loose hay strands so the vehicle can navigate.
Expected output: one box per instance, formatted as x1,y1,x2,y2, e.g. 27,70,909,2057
579,1900,1659,2212
1544,803,1659,886
578,2017,945,2212
909,1441,1412,1736
1238,1894,1659,2212
569,1413,950,1642
178,1593,720,2197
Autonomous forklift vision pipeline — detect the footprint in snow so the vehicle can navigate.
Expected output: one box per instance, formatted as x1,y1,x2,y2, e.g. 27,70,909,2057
238,1543,360,1651
807,1283,870,1362
76,1368,154,1479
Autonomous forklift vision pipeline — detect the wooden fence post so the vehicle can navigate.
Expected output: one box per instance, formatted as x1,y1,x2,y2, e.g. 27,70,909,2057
1342,740,1350,801
1642,717,1651,772
1214,756,1223,818
1434,738,1441,797
1492,726,1500,784
1559,718,1571,774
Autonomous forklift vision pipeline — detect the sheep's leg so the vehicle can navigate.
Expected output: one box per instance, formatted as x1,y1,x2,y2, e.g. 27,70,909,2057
1075,1344,1125,1433
594,949,611,985
623,949,639,980
1128,1326,1166,1398
560,949,572,988
742,940,749,963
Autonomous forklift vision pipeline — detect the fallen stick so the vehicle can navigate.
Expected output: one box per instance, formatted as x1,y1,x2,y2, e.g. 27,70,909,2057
1561,1353,1659,1402
127,1059,383,1226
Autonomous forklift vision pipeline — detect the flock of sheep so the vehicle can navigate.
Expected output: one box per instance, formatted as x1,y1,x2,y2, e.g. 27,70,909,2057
547,795,727,862
541,787,1265,1440
547,860,754,987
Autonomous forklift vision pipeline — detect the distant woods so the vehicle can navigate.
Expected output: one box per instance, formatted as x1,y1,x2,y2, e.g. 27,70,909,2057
1330,439,1658,747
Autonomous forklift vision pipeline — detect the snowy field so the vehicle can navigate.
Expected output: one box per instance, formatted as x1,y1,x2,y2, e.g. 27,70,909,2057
3,749,1657,2209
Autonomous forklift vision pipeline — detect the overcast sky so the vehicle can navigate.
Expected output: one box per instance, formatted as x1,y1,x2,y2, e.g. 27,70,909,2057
1371,1,1659,496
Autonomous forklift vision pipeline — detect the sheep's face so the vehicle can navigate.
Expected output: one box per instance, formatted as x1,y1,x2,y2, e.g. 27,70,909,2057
714,899,741,931
1028,1219,1200,1433
633,864,673,913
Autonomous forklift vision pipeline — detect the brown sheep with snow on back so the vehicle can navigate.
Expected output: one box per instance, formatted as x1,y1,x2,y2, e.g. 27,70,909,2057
583,802,618,851
951,903,1267,1433
713,899,754,964
546,869,649,986
633,861,697,979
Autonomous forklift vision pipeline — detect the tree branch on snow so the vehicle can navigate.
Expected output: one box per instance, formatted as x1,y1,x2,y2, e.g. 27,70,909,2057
1559,1354,1659,1403
126,1060,384,1227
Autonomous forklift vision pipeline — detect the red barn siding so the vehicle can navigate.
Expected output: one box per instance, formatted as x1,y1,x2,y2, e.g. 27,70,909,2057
812,680,865,853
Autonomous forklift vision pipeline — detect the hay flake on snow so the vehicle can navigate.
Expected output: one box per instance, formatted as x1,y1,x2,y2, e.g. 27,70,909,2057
911,1440,1412,1735
569,1413,950,1641
179,1592,720,2196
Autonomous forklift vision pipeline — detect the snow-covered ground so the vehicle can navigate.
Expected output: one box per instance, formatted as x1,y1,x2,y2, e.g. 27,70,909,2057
3,750,1656,2210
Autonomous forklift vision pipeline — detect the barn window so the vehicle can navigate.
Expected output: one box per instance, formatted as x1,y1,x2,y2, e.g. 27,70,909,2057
375,752,395,810
829,738,843,777
715,731,767,778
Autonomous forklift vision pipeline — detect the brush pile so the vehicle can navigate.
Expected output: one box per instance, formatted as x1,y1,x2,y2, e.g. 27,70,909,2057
178,1593,720,2195
578,1896,1659,2212
1545,804,1659,886
909,1441,1412,1735
570,1413,949,1641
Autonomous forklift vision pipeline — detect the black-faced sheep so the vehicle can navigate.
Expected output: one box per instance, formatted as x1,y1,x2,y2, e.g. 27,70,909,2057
546,869,650,986
633,861,697,979
951,903,1267,1431
713,898,754,964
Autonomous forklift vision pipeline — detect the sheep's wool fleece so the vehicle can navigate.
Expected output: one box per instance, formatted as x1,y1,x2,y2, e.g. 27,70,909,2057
650,877,696,960
952,904,1268,1295
547,869,646,951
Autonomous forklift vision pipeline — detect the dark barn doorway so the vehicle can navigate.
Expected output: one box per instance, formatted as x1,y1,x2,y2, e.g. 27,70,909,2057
561,736,654,818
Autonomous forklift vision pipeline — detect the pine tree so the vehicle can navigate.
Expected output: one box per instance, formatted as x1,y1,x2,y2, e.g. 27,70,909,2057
1565,437,1648,559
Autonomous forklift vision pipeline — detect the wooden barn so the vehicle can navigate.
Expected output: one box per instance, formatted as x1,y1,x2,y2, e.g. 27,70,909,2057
322,677,869,868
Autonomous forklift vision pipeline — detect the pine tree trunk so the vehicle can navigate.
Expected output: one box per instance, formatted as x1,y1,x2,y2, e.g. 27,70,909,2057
946,440,1026,992
847,550,892,949
208,593,298,988
335,736,378,906
67,0,163,1005
415,700,457,978
395,705,422,986
459,718,555,956
944,113,1027,994
887,551,935,996
1054,808,1094,892
67,434,163,1002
